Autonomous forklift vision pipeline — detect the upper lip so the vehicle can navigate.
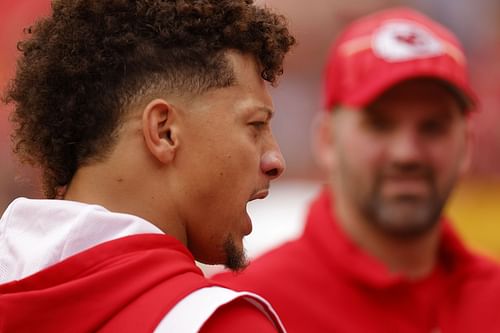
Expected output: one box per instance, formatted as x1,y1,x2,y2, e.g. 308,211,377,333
249,188,269,201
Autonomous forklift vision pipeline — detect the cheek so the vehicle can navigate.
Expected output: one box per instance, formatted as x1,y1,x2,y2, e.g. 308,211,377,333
228,134,262,170
211,143,260,197
332,136,381,200
428,140,467,177
338,134,384,171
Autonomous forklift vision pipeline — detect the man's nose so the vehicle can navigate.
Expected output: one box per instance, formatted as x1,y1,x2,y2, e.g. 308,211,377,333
261,149,286,180
389,130,426,164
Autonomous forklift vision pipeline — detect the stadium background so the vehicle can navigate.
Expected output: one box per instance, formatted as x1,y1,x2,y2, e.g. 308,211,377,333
1,0,499,261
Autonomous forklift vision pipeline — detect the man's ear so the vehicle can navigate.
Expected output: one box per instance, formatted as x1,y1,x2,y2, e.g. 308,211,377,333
311,111,336,172
142,99,179,164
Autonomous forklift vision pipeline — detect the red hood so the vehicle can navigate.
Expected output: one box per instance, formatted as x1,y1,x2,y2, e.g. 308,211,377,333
0,234,204,332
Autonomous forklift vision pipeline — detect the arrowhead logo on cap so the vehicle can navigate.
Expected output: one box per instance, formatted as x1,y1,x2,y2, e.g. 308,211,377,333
372,20,444,62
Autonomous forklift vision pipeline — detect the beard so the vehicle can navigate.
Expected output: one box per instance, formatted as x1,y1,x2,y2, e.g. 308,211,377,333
350,163,457,239
223,236,248,271
363,186,444,238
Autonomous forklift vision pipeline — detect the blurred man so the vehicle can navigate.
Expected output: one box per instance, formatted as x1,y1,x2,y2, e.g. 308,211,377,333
0,0,295,332
215,7,500,332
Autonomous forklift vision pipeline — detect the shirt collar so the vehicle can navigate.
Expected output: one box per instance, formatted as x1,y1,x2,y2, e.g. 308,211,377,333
302,188,474,288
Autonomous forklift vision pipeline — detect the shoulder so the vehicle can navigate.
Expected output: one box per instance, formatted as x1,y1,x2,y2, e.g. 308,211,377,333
199,297,279,333
154,286,284,333
462,253,500,284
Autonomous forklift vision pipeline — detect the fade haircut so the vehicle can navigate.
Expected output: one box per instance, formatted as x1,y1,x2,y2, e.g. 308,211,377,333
5,0,295,198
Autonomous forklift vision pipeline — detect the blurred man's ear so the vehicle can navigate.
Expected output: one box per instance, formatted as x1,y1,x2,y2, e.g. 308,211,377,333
142,99,179,165
311,111,336,173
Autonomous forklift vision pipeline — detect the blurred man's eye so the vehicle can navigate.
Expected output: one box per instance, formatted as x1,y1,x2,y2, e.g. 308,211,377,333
365,116,393,133
421,119,449,136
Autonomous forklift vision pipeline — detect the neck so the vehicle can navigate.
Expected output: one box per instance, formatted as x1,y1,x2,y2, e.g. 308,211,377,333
64,157,187,248
333,192,441,280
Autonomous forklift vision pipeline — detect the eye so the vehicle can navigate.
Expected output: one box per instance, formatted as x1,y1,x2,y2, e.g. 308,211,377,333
364,115,393,133
249,121,267,130
420,119,449,136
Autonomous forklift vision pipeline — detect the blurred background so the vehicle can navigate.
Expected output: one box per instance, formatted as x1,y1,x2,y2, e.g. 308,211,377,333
1,0,499,260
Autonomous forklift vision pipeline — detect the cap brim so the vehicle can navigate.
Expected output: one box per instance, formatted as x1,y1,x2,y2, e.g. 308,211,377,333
342,66,478,111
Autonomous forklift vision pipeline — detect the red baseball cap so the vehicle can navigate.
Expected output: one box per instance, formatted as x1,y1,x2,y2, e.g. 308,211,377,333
323,7,477,111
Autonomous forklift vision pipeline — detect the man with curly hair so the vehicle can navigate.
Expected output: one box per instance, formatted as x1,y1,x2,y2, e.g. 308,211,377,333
0,0,295,332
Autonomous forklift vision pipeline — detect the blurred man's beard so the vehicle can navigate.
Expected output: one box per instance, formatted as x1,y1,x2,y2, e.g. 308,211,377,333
360,170,454,238
364,193,443,238
223,236,248,271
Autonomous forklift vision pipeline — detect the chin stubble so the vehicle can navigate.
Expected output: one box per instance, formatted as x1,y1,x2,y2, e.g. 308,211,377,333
365,194,444,238
362,171,450,238
223,236,248,272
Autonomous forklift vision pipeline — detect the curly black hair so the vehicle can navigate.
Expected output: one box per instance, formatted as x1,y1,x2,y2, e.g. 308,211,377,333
4,0,295,198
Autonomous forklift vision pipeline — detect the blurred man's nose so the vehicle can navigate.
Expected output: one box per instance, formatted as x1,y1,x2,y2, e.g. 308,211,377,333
389,129,426,164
